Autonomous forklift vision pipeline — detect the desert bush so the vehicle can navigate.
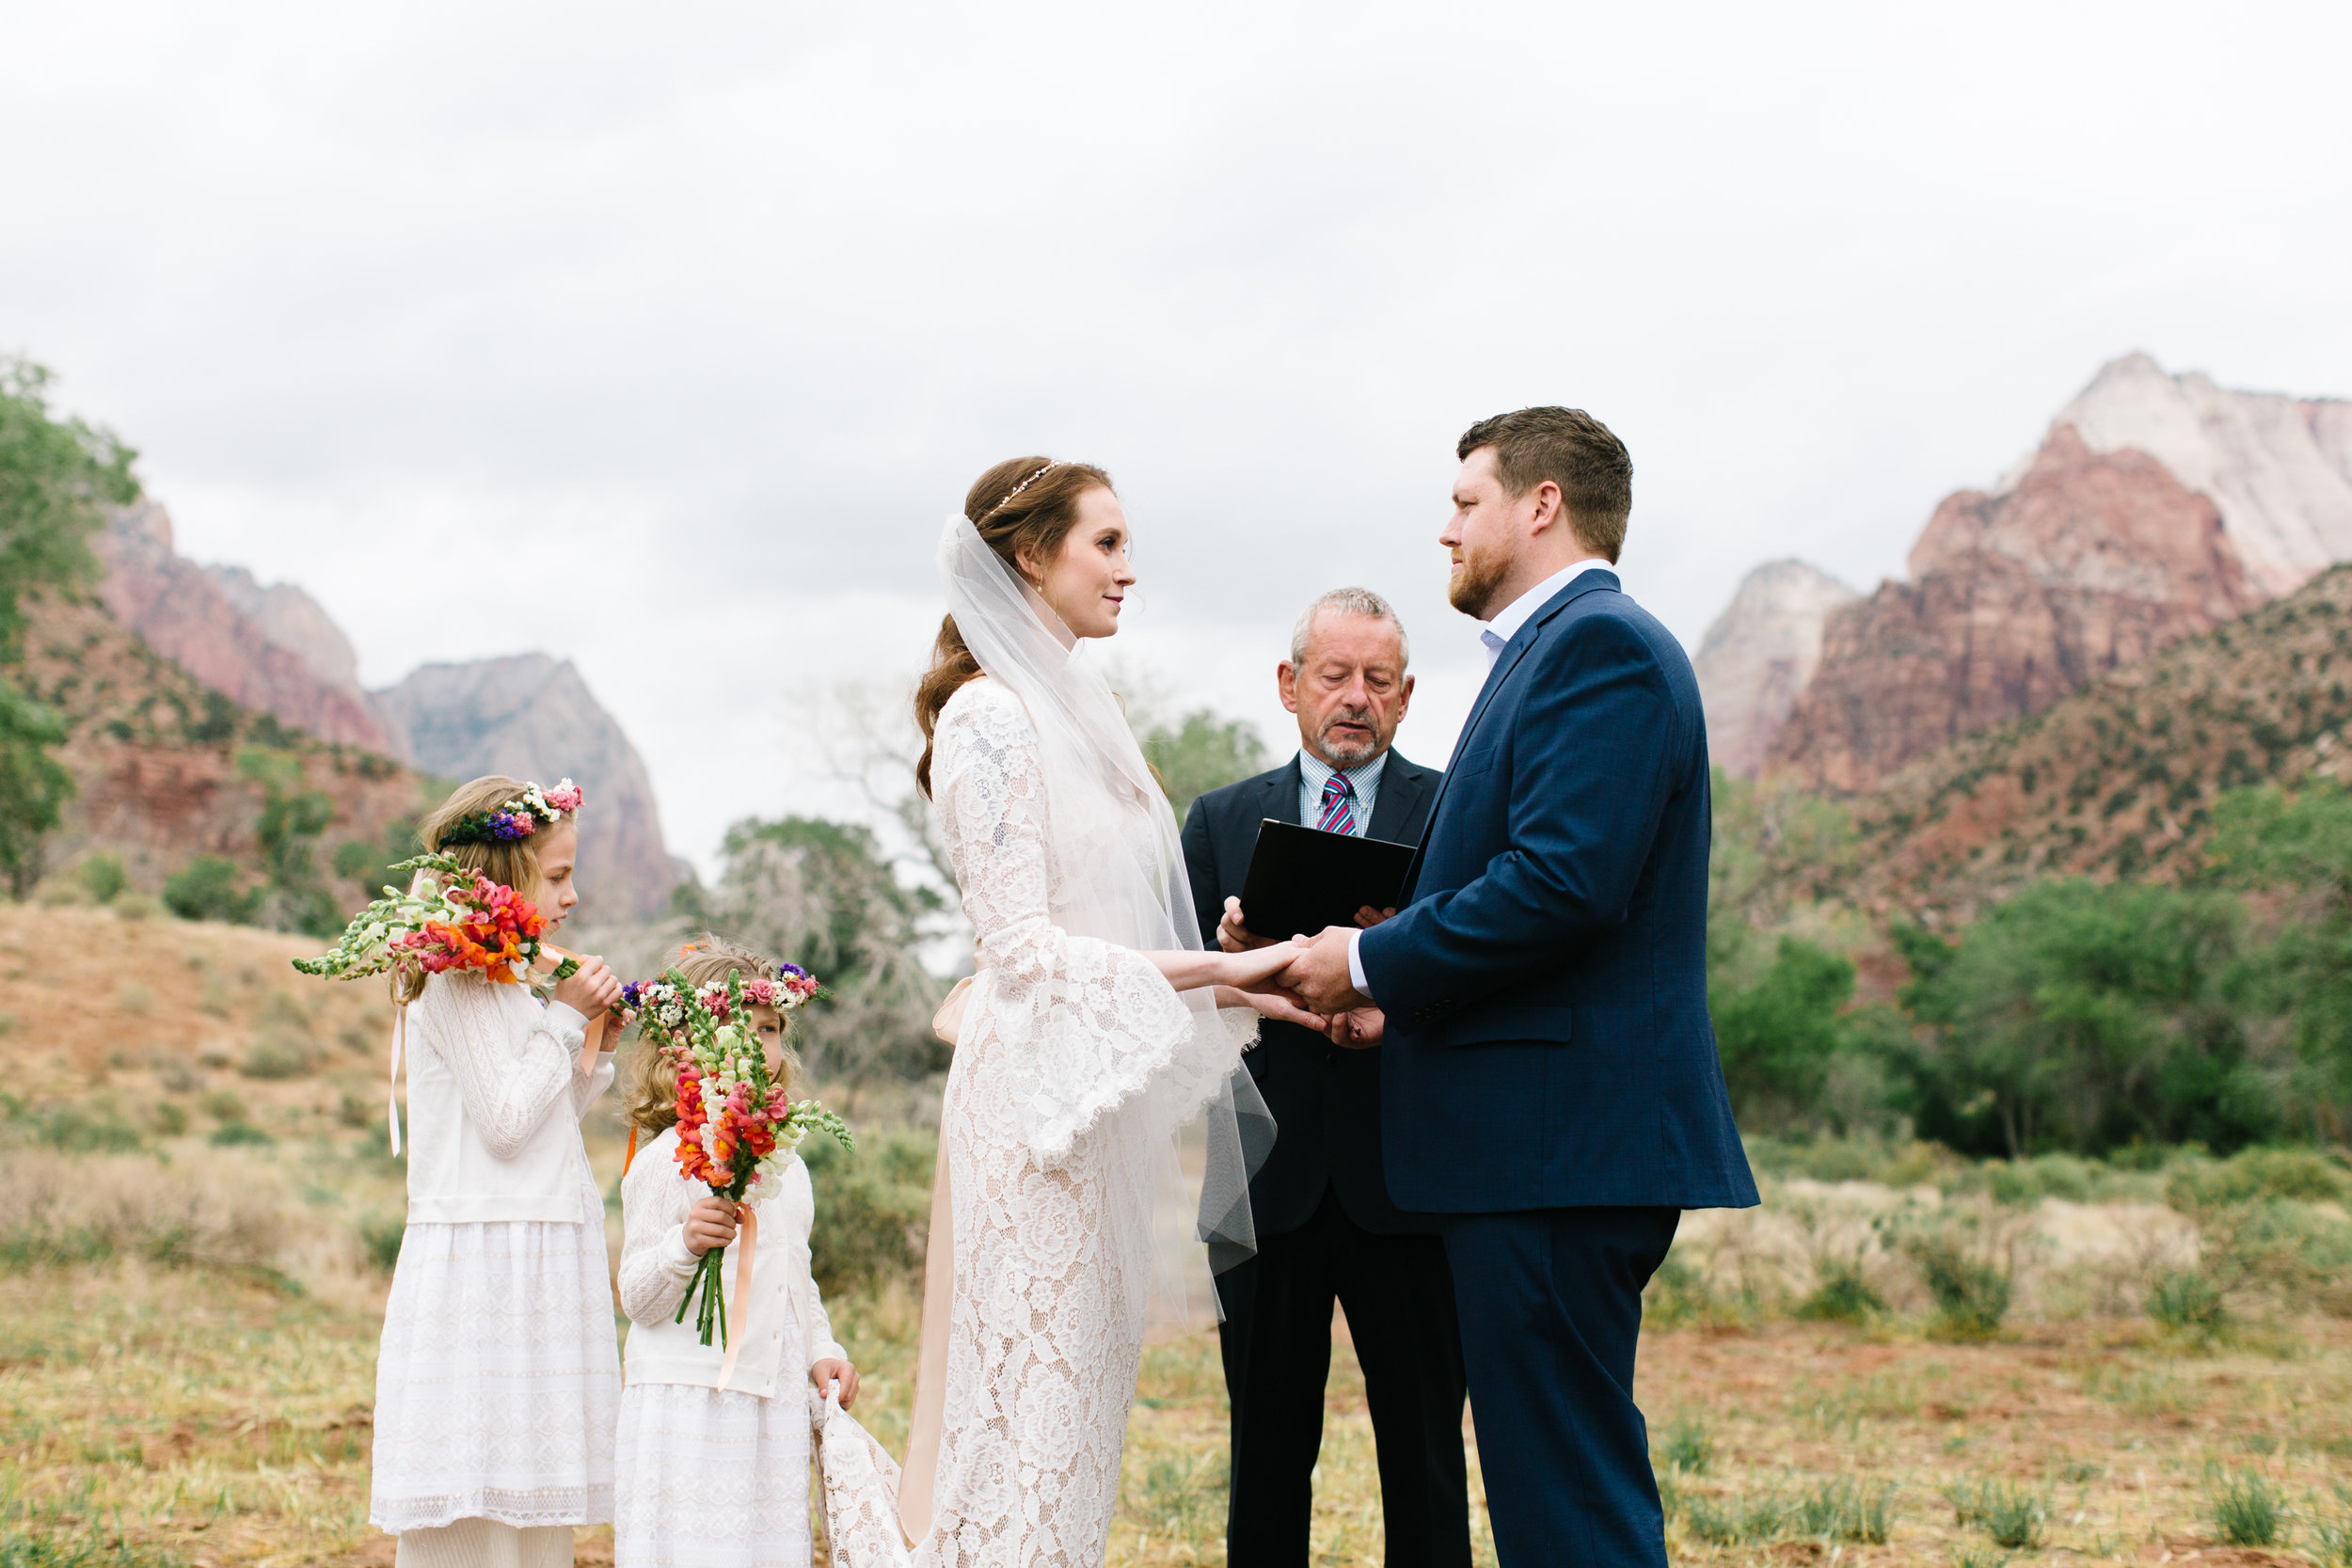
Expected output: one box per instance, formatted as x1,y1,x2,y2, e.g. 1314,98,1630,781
1657,1413,1713,1474
2211,1471,2285,1546
1946,1480,2048,1549
77,853,126,904
2148,1270,2231,1338
358,1214,405,1272
1682,1490,1788,1544
802,1126,932,1296
1797,1262,1885,1323
163,856,261,924
0,1147,294,1279
1792,1478,1897,1544
2311,1491,2352,1568
1,1096,144,1154
2168,1146,2351,1208
1907,1235,2012,1339
111,891,160,922
208,1122,273,1147
1127,1449,1227,1548
239,992,316,1080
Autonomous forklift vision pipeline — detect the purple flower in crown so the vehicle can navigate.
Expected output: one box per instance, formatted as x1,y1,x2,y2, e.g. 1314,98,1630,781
489,810,534,841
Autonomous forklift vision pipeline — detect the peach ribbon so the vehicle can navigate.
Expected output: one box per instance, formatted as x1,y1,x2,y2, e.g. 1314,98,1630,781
895,972,979,1546
536,945,611,1070
387,1003,408,1155
713,1202,758,1388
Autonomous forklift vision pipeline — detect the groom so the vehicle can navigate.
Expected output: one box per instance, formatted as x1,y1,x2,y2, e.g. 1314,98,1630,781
1279,406,1757,1567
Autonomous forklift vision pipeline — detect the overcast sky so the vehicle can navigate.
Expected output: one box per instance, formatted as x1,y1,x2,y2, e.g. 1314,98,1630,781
7,0,2349,875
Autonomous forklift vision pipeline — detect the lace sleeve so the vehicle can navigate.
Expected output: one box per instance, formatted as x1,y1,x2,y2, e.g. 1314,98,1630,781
933,683,1194,1164
617,1137,699,1326
431,974,582,1161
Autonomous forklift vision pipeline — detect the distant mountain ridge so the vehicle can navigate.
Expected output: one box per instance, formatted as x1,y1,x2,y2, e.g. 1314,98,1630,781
89,504,682,918
1822,562,2352,923
373,656,687,919
1693,354,2352,790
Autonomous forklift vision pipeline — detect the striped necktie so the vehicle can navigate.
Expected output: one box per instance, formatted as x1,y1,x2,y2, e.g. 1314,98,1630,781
1316,772,1359,835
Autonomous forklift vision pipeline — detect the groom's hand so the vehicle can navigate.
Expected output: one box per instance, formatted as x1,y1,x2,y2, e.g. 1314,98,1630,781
1280,926,1370,1015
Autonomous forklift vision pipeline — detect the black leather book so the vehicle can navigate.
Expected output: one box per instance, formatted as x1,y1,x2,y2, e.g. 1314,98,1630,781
1236,818,1417,941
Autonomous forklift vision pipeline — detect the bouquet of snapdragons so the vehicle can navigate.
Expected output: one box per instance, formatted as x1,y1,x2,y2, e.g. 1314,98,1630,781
626,965,850,1354
293,852,580,989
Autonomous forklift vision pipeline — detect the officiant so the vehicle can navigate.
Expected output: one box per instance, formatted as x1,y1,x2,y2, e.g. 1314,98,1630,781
1180,588,1470,1568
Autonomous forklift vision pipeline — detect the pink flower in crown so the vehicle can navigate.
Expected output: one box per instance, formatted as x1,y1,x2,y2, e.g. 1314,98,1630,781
544,783,583,814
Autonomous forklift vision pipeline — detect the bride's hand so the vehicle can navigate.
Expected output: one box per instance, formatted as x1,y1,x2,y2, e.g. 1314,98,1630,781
1214,942,1326,1031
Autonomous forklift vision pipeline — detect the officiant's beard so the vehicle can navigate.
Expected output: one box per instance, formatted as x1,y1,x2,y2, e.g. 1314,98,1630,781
1316,707,1383,767
1447,538,1512,620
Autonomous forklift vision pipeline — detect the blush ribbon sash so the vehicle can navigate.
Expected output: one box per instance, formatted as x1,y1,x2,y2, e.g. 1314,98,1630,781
896,971,978,1547
714,1203,759,1388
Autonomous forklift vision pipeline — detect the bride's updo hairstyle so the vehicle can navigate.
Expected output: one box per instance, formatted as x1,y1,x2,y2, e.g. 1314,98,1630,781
914,455,1114,799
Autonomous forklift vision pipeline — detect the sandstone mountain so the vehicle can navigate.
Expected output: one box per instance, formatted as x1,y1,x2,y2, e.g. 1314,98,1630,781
19,588,426,898
1805,562,2352,925
372,657,684,920
1758,355,2352,792
90,504,684,918
95,502,390,753
1692,560,1857,778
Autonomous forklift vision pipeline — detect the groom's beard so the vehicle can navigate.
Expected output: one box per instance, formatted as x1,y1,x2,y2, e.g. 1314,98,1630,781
1448,538,1512,619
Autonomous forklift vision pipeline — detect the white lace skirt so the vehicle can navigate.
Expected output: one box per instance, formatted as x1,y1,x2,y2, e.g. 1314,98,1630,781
370,1168,621,1533
612,1382,814,1568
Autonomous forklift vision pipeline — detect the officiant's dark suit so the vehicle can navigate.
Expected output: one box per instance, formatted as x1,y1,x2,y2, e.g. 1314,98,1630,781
1179,592,1470,1568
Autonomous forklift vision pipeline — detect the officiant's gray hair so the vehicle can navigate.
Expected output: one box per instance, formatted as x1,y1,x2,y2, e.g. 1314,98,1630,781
1290,587,1410,670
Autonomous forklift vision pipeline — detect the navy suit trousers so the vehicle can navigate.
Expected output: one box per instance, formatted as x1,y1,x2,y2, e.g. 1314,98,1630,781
1443,1206,1680,1568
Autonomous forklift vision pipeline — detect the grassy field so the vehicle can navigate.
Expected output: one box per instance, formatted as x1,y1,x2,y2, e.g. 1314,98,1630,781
5,904,2352,1565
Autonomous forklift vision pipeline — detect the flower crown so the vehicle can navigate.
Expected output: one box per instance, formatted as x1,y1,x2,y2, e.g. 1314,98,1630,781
622,960,822,1049
439,779,585,847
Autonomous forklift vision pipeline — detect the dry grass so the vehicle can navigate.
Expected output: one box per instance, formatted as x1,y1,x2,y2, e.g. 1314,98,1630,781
6,909,2350,1564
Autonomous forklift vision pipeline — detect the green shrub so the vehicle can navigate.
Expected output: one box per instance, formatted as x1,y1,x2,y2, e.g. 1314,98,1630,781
358,1215,405,1272
2148,1271,2231,1338
163,857,260,925
1130,1450,1226,1546
1792,1478,1897,1544
2170,1147,2351,1208
77,853,126,904
111,892,161,922
1797,1263,1885,1323
1683,1491,1788,1544
239,992,316,1080
1658,1413,1713,1474
208,1122,274,1148
2212,1471,2283,1546
1908,1236,2011,1339
1946,1480,2047,1549
2312,1494,2352,1568
802,1127,930,1296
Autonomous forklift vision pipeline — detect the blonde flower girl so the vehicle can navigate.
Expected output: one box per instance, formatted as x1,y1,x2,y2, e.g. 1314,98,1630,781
612,938,858,1568
363,775,627,1568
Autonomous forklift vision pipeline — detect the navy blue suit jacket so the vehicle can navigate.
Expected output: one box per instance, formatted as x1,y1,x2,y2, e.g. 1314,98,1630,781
1181,751,1442,1238
1357,570,1758,1214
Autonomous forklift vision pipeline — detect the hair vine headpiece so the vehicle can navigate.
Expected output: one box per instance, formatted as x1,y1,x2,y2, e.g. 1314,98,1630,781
439,779,584,847
980,460,1064,521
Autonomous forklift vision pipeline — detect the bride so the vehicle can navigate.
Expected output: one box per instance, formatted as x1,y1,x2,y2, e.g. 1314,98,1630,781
814,457,1308,1565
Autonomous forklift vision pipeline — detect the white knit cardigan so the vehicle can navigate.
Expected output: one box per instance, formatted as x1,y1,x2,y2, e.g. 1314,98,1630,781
403,970,613,1225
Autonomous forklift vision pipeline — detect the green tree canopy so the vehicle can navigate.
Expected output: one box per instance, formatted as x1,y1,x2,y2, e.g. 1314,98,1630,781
1143,708,1268,823
1891,879,2273,1157
0,358,136,661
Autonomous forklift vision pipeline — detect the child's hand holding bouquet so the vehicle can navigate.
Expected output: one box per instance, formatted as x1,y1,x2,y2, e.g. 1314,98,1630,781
626,965,851,1371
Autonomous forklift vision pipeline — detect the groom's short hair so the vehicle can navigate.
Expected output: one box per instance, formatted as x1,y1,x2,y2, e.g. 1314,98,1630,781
1457,406,1633,562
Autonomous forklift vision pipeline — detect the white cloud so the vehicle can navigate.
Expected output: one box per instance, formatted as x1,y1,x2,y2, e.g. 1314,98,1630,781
5,0,2348,871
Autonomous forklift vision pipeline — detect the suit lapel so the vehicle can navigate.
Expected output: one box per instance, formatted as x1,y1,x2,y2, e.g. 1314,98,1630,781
1402,571,1623,884
1364,752,1426,843
1268,756,1304,828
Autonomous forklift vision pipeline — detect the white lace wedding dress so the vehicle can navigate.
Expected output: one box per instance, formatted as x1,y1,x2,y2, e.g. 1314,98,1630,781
813,678,1204,1567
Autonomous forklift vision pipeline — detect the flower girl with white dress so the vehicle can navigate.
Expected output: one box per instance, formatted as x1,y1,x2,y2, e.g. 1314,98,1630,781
612,939,859,1568
364,776,627,1568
